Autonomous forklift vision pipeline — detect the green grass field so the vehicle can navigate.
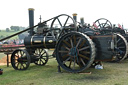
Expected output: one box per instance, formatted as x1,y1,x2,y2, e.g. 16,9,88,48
0,30,19,40
0,30,128,85
0,58,128,85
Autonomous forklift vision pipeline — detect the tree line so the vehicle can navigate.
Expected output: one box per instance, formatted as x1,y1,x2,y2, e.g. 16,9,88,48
5,26,27,32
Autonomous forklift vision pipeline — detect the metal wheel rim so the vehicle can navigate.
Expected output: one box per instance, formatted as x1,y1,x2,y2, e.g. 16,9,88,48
113,33,128,62
11,49,30,70
56,32,96,72
34,48,49,66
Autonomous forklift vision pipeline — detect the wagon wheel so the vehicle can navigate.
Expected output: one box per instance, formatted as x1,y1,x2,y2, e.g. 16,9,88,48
11,49,31,70
56,32,96,73
113,33,128,62
34,48,49,66
94,18,112,29
50,14,77,39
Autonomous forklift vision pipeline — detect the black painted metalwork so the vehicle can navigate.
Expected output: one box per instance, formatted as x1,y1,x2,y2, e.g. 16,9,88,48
1,12,128,72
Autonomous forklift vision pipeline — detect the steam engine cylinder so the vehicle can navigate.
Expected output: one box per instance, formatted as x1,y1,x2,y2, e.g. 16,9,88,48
24,35,56,49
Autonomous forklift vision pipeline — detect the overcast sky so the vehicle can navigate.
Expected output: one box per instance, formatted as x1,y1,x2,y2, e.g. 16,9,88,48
0,0,128,29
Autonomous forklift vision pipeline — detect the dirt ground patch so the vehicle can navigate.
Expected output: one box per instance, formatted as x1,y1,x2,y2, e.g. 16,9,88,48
0,55,11,65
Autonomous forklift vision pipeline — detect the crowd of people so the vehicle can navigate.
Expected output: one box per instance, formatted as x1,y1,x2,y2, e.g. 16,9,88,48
0,39,24,45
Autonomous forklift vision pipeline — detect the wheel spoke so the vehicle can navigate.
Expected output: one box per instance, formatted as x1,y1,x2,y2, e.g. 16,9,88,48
14,62,18,65
22,51,25,56
40,49,43,53
63,40,71,47
14,54,18,57
69,59,72,68
80,57,86,66
41,51,46,56
16,52,19,58
97,21,101,28
70,37,73,48
78,54,89,60
78,46,90,51
14,59,18,61
117,42,124,46
37,49,39,54
79,40,86,48
39,49,41,54
103,20,108,27
73,35,76,46
20,51,23,56
22,52,25,57
22,62,27,67
18,51,21,57
16,63,20,68
82,51,90,54
63,57,70,64
34,53,38,56
57,18,63,27
117,38,121,43
42,58,46,61
62,45,70,51
41,59,44,64
76,37,82,48
22,64,25,69
19,64,22,70
63,16,69,27
62,54,69,58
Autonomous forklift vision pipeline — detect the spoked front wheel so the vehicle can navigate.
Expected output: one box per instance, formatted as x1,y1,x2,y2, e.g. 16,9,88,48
34,48,49,66
11,49,31,70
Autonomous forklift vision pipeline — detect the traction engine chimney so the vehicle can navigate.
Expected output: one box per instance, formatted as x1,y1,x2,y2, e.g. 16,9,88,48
80,17,84,26
28,8,34,36
72,13,77,22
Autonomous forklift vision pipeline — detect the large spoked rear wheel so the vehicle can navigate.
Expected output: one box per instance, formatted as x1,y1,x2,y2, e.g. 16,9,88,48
34,48,49,66
56,32,96,73
113,33,128,62
11,49,31,70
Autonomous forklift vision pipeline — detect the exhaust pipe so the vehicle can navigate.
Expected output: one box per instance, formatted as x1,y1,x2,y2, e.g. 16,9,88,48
72,13,77,22
28,8,34,36
80,17,84,26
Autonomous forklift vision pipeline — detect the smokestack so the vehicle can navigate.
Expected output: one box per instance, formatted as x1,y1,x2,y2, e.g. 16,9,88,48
28,8,34,36
72,13,77,22
80,17,84,26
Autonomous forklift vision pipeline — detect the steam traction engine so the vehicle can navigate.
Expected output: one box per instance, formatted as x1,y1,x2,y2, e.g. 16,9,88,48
10,9,77,70
55,17,128,72
1,8,128,72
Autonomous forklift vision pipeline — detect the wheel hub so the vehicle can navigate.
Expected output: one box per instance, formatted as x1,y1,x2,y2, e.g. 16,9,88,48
69,47,78,57
17,57,27,62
